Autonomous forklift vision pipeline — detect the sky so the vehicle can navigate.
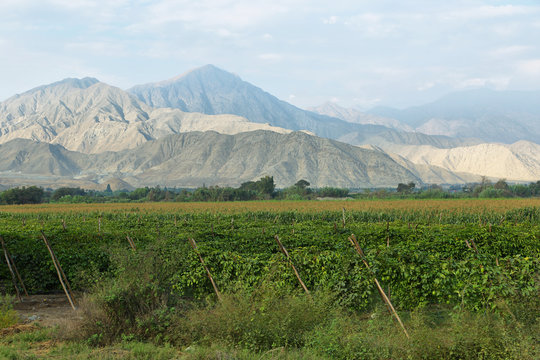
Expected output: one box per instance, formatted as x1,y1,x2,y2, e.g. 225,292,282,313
1,0,540,109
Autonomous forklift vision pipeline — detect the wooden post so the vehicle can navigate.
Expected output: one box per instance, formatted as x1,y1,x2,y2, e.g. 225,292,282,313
470,239,479,253
188,238,222,301
386,221,390,247
41,231,76,310
1,236,27,295
348,234,409,339
274,235,311,296
1,236,22,301
126,235,136,251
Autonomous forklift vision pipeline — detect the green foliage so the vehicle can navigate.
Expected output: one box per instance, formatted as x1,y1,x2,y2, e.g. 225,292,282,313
397,182,416,194
51,187,86,201
240,176,276,198
315,187,349,198
172,289,334,351
0,186,44,204
0,294,18,329
0,205,538,357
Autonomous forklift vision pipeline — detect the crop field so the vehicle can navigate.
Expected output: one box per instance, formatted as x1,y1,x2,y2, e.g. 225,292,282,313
1,198,539,359
1,197,540,214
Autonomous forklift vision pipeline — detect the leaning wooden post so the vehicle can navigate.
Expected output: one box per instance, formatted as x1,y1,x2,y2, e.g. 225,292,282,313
188,238,222,301
274,235,311,296
42,232,74,297
41,231,76,310
1,235,28,296
126,235,136,251
1,236,22,301
0,235,29,297
348,234,409,339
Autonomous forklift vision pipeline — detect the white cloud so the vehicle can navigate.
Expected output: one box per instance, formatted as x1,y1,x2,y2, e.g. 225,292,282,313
490,45,532,58
417,82,435,91
443,5,535,21
258,53,283,62
323,16,338,25
517,59,540,76
127,0,293,35
65,41,128,56
344,13,399,37
451,76,511,90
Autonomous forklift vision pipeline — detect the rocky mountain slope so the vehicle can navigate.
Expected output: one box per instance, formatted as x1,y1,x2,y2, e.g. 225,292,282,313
368,89,540,144
128,65,474,148
378,140,540,182
0,78,292,154
0,130,423,188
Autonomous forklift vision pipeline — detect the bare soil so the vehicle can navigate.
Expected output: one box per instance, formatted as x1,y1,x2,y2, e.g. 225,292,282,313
13,294,81,327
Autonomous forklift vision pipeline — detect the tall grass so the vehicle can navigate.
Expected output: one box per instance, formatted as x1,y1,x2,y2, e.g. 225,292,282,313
0,294,18,329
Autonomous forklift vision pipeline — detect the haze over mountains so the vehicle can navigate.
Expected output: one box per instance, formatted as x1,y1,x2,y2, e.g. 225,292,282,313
1,64,539,190
129,65,475,149
368,89,540,144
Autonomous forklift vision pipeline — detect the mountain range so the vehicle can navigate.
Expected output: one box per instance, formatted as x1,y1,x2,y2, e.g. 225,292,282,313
367,89,540,144
1,64,539,190
128,65,475,149
0,131,428,188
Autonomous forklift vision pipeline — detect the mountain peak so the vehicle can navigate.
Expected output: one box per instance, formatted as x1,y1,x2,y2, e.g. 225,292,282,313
156,64,240,87
15,77,100,98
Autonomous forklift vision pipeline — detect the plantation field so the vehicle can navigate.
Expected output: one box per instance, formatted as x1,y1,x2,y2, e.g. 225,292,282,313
1,197,540,214
1,199,539,359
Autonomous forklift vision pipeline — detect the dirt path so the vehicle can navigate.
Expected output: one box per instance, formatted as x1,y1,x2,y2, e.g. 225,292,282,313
13,294,81,327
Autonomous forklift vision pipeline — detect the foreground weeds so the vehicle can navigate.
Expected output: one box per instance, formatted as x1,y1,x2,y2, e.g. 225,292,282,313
67,283,539,360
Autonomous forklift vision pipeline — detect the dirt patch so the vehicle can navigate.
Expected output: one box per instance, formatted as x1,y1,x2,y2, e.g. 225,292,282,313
13,294,81,327
0,323,38,337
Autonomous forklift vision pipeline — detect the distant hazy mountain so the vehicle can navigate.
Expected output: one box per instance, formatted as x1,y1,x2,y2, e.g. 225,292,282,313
129,65,473,148
359,144,481,184
377,140,540,182
0,78,293,154
369,89,540,144
308,102,411,131
0,130,425,188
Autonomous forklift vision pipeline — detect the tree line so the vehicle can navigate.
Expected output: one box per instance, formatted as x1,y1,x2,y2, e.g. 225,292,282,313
1,177,540,204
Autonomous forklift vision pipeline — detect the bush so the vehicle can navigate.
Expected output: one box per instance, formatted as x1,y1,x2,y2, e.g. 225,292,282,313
172,289,335,351
0,295,18,329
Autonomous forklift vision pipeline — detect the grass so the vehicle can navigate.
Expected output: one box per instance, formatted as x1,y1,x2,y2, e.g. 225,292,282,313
0,295,18,329
1,297,537,359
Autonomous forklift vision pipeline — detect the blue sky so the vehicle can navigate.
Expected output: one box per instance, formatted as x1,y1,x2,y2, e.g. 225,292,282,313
1,0,540,109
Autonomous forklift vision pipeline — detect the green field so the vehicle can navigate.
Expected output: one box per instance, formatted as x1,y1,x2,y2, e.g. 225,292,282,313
1,199,539,359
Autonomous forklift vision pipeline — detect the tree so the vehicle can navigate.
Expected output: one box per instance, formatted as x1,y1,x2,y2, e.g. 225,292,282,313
240,176,275,197
494,179,509,191
51,187,85,201
295,179,310,189
256,176,275,196
0,186,44,204
397,183,414,194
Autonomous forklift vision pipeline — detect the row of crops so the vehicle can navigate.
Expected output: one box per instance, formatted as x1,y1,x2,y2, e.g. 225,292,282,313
1,205,539,311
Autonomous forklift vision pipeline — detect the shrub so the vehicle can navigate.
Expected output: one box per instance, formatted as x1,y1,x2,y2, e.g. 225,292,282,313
0,295,18,329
